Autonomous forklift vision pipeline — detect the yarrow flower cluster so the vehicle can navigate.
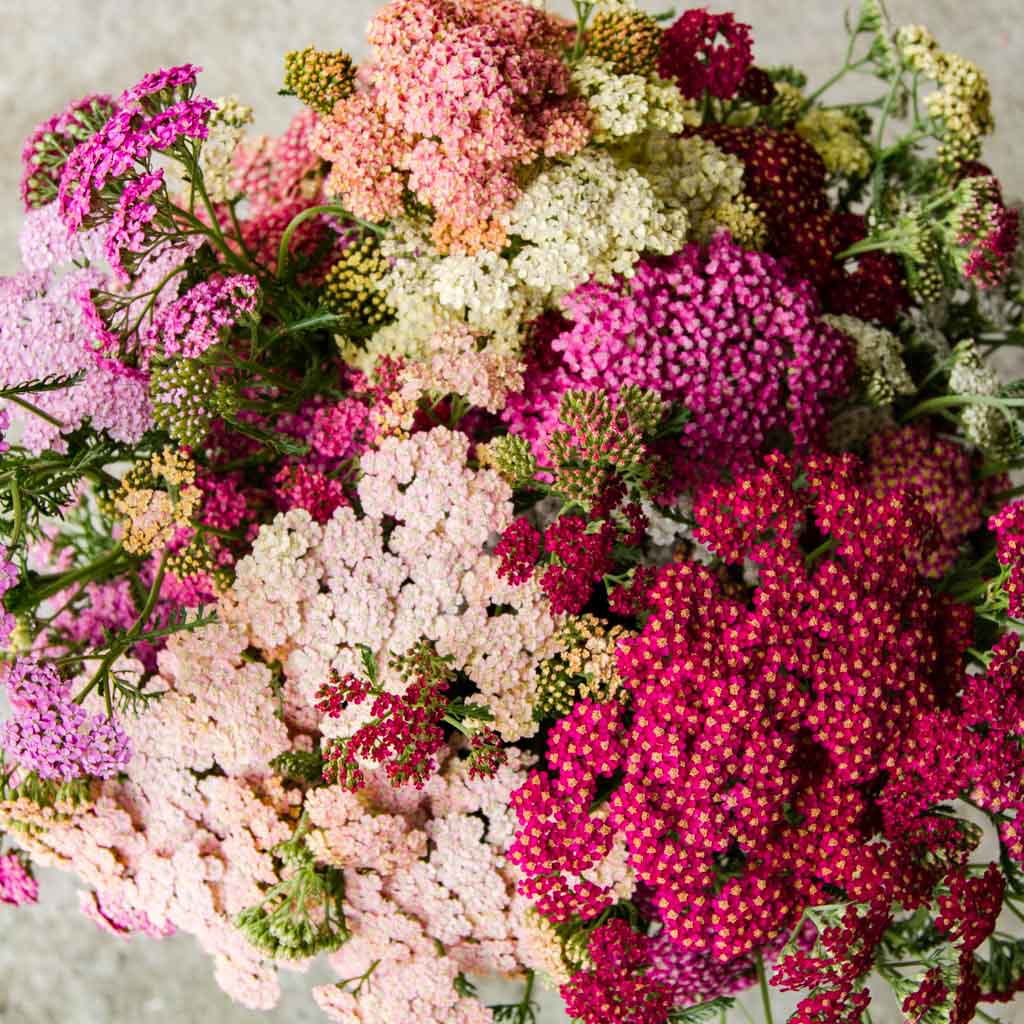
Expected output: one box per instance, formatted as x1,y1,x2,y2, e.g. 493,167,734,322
3,3,1024,1023
1,658,131,782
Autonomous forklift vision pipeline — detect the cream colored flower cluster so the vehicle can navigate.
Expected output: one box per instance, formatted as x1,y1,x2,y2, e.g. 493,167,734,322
823,313,915,406
571,57,696,142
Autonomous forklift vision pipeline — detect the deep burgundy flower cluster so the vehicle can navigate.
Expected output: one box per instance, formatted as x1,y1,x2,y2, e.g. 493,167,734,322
511,449,979,980
701,126,912,324
657,9,754,100
560,919,673,1024
319,668,450,789
496,491,647,615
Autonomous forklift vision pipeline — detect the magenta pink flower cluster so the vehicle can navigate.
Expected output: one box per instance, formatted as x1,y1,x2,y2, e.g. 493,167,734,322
0,853,38,907
0,545,18,647
992,499,1024,618
510,449,974,964
147,274,259,361
58,66,213,233
1,658,131,782
561,918,672,1024
503,234,853,479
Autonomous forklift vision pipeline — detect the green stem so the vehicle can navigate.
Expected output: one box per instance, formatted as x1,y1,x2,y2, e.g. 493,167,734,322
8,478,24,550
4,393,65,430
13,545,127,612
73,550,168,710
902,393,1024,422
754,952,774,1024
803,35,866,108
275,204,349,279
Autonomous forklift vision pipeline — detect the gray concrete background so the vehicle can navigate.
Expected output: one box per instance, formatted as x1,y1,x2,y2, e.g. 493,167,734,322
0,1,1022,1021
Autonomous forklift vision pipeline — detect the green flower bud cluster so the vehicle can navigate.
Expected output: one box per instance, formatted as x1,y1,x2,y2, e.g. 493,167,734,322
235,824,349,960
151,360,238,447
283,46,356,115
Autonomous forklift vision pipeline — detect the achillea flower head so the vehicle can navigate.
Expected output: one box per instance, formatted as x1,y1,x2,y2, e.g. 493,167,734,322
587,7,663,75
104,170,164,281
826,213,912,326
867,424,987,577
512,449,974,966
504,234,853,481
148,274,259,361
308,399,372,462
150,359,236,447
232,108,324,215
948,338,1018,457
0,853,38,906
796,108,871,179
946,173,1020,289
58,87,216,234
0,545,19,647
323,236,395,327
113,448,202,555
897,24,994,166
313,0,591,249
1,657,131,781
990,501,1024,618
272,464,348,524
20,94,117,210
534,614,631,720
657,8,754,100
822,314,914,406
0,268,152,453
700,125,835,286
118,63,202,110
283,46,356,115
560,919,672,1024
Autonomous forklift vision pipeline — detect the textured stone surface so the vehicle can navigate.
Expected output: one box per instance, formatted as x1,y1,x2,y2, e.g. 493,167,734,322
0,1,1022,1021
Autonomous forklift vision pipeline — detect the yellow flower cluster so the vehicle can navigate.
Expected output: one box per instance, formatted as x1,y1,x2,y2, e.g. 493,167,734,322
587,5,663,76
323,236,395,328
535,614,633,718
797,108,871,179
113,449,202,555
713,194,768,250
897,25,994,165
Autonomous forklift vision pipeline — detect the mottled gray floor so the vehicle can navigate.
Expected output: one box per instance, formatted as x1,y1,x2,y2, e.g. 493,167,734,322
0,1,1022,1021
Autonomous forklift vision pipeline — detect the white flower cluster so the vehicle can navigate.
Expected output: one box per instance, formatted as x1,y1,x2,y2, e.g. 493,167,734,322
572,57,695,142
200,96,254,203
507,148,689,296
624,132,746,242
948,339,1015,455
823,313,915,405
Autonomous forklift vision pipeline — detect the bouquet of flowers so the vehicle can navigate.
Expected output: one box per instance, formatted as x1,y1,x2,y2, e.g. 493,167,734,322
3,0,1024,1020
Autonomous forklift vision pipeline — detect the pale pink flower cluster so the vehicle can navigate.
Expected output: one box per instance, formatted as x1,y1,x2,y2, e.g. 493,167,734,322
396,324,524,415
0,638,302,1009
312,752,535,1024
225,427,561,742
